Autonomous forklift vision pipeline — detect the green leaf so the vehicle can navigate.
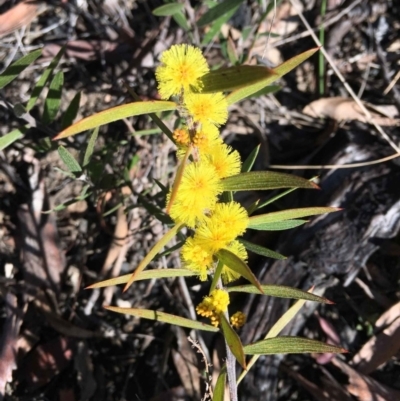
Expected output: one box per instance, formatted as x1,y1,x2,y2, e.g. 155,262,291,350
238,238,286,260
0,49,42,90
54,101,177,139
241,145,260,173
238,292,324,384
197,0,244,26
248,219,307,231
243,85,281,100
216,249,263,294
210,260,224,293
152,3,184,16
61,92,81,129
123,223,184,291
43,71,64,123
27,46,65,111
243,336,347,355
105,306,218,332
87,268,197,289
248,207,339,230
58,146,82,173
227,284,332,304
201,5,240,45
82,127,99,167
199,65,277,93
173,10,190,31
220,314,246,369
221,171,318,192
226,48,319,105
0,127,26,150
212,365,227,401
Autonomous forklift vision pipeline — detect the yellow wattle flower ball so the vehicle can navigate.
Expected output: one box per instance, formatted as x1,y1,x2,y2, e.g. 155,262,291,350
196,289,230,327
181,237,214,281
203,142,241,179
156,44,209,99
184,92,228,127
169,161,222,228
230,311,246,329
195,202,249,252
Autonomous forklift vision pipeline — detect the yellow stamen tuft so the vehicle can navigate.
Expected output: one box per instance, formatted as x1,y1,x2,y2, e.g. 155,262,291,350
195,202,249,252
156,44,209,99
230,311,246,329
185,92,228,127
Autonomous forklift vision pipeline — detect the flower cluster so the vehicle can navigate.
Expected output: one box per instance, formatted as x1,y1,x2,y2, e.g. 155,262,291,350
156,44,250,328
230,311,247,329
196,289,230,327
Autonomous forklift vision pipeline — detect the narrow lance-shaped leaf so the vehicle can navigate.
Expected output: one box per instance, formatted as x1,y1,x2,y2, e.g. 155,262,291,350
238,288,319,384
61,92,81,129
0,49,42,90
197,0,244,26
87,268,196,289
123,223,184,291
152,3,184,16
238,238,286,260
248,207,340,230
82,127,99,167
219,314,246,369
226,48,319,105
201,3,241,46
243,336,347,355
248,219,308,231
58,146,82,173
43,70,64,124
105,306,218,332
216,249,263,294
198,65,277,93
241,144,260,173
212,365,227,401
166,146,192,213
221,171,319,192
27,46,65,111
0,126,27,151
54,101,177,139
228,284,332,303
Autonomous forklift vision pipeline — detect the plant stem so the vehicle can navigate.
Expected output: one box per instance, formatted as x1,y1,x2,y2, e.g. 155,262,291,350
225,338,238,401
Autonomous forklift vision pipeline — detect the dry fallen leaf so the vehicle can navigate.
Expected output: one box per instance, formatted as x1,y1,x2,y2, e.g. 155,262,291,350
351,304,400,374
0,0,46,38
303,97,400,126
332,357,400,401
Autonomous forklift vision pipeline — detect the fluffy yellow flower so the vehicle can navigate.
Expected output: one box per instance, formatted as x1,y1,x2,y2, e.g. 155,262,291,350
185,92,228,127
196,289,230,327
230,311,246,329
181,237,214,281
195,202,249,252
169,161,222,227
193,124,222,153
203,142,241,179
221,240,248,284
156,44,209,99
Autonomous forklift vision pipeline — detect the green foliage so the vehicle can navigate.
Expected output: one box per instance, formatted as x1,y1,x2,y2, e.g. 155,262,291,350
243,336,346,355
0,27,340,401
0,49,42,89
0,127,26,151
105,306,218,332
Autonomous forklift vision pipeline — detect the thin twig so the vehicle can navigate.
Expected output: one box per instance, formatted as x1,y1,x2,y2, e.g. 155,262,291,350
270,151,400,170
